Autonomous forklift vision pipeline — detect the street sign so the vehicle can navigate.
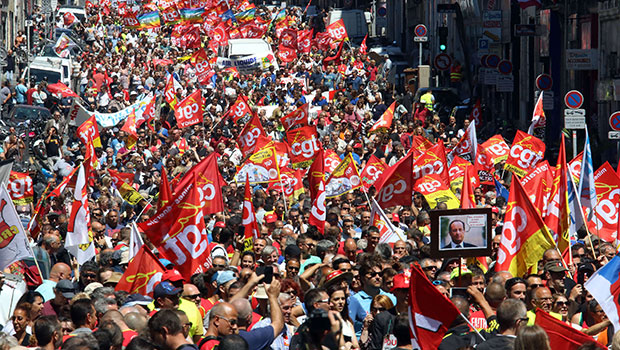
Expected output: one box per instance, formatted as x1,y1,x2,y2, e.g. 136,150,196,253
609,131,620,140
610,111,620,131
496,75,514,92
414,37,428,42
434,53,452,71
480,55,489,67
478,39,489,50
535,91,555,110
437,4,457,13
514,24,537,36
497,60,512,75
564,109,585,117
486,54,500,68
25,20,33,27
414,24,427,37
536,74,553,91
564,90,584,109
565,116,586,129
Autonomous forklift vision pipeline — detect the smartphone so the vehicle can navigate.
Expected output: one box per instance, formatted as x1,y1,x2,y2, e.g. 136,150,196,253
256,266,273,284
450,287,468,298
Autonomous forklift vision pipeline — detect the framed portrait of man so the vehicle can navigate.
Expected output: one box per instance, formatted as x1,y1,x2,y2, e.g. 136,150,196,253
430,208,492,258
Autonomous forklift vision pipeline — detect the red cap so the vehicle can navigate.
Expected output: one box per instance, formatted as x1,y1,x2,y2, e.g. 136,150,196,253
392,213,400,222
265,213,277,223
162,269,184,282
390,273,410,292
215,221,226,228
353,143,363,148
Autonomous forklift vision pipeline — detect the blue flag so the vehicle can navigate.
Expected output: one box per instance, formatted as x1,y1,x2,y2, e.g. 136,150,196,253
578,126,597,219
495,178,509,201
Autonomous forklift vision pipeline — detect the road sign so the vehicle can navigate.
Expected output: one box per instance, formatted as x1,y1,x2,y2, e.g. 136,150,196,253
496,75,514,92
565,116,586,129
514,24,537,36
535,91,554,110
536,74,553,91
564,109,585,117
434,53,452,71
564,90,584,109
414,24,427,37
25,20,33,27
497,60,512,75
377,6,387,16
610,111,620,131
480,55,489,67
478,39,489,50
486,54,500,68
609,131,620,140
414,37,428,42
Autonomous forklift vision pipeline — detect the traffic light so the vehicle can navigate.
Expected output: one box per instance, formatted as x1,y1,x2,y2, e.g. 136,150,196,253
438,26,448,51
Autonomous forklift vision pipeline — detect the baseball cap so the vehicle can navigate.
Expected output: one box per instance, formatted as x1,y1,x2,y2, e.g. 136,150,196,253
215,270,237,287
154,281,181,299
265,214,277,224
214,221,226,228
104,272,123,285
84,282,103,296
124,294,153,307
391,273,410,292
392,213,400,222
56,279,77,299
159,259,174,268
162,269,184,282
545,261,567,273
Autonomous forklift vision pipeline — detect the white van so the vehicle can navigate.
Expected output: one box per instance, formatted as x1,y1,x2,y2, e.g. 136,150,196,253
216,39,279,74
23,57,73,88
57,5,87,23
328,9,368,40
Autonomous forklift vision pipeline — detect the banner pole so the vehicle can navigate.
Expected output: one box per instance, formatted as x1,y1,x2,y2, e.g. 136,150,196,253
279,179,289,219
459,313,486,342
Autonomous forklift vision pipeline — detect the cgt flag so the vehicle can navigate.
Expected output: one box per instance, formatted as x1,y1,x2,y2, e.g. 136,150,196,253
414,173,459,209
287,125,321,169
0,186,33,270
324,153,362,198
280,103,309,130
409,264,461,349
545,134,570,254
369,102,396,134
175,90,204,129
504,130,545,178
242,174,260,251
587,162,620,243
239,114,266,158
360,155,387,190
234,147,281,184
496,177,555,277
115,245,165,297
326,19,349,42
374,152,413,208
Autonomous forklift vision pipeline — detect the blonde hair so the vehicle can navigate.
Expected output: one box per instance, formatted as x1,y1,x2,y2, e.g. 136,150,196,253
372,294,394,310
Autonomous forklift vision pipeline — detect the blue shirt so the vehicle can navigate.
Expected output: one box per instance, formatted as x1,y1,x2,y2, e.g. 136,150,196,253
239,325,275,350
348,290,396,336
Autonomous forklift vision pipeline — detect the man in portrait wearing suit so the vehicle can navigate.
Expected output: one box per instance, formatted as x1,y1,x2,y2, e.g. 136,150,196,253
442,220,476,249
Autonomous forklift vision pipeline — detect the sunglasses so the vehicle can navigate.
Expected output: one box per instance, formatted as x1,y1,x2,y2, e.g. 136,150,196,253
371,307,386,313
423,266,437,271
555,301,568,306
218,316,237,326
183,294,201,300
212,264,227,269
529,283,543,289
367,271,381,278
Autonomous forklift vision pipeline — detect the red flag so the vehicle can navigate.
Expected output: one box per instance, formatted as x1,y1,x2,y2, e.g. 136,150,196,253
326,19,348,42
409,265,461,349
481,134,510,165
238,113,266,158
227,95,253,124
280,103,309,130
139,177,210,279
504,130,546,178
360,155,388,190
120,108,138,149
242,174,259,250
277,45,297,63
535,309,604,350
359,34,368,55
308,179,326,234
286,125,321,168
545,134,570,253
322,40,344,68
412,142,450,186
191,49,211,84
521,160,553,216
460,165,477,209
308,148,325,202
324,149,341,175
47,82,78,97
369,102,396,134
108,169,134,185
175,90,204,129
374,152,413,208
158,167,172,208
174,153,225,215
115,246,166,297
297,29,313,53
469,98,481,125
587,162,620,242
314,32,332,51
279,28,297,49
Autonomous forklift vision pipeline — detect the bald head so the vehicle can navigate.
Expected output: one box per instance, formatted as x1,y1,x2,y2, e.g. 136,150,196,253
209,302,237,325
451,295,470,319
230,298,252,327
101,310,128,328
124,312,147,332
183,283,200,296
50,263,71,282
92,221,105,233
485,282,507,307
344,238,357,250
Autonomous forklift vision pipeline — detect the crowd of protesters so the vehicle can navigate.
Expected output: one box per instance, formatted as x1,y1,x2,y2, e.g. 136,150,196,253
0,1,618,350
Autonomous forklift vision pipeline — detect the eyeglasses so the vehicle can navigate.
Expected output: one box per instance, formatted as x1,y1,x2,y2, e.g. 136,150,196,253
371,307,386,313
423,266,437,271
212,264,227,269
183,294,201,300
529,284,543,289
554,301,568,306
82,273,97,279
285,289,297,296
217,316,238,326
318,299,329,304
287,266,299,272
517,317,529,323
535,297,553,302
184,322,193,328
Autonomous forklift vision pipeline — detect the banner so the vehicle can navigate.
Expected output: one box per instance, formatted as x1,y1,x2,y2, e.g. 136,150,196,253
412,142,449,186
360,155,388,190
369,102,395,133
8,172,33,205
308,149,325,203
587,162,620,242
504,130,545,178
268,167,304,203
0,186,33,270
481,134,510,165
308,179,326,234
520,160,553,216
280,103,309,130
449,120,477,163
374,152,413,208
115,246,165,297
287,125,321,168
448,156,471,193
228,95,253,125
324,153,362,198
324,149,341,177
92,96,152,128
234,147,281,184
216,53,276,74
242,175,259,251
176,153,225,215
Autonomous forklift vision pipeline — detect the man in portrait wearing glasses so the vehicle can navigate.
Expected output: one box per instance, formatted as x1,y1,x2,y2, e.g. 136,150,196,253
200,302,238,350
348,258,397,336
442,219,476,249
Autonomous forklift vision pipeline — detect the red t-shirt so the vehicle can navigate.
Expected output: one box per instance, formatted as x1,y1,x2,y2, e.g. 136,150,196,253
469,309,487,330
122,329,139,347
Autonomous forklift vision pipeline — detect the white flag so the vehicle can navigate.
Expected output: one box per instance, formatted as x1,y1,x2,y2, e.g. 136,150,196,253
370,198,406,244
0,186,33,270
65,164,95,265
129,221,144,260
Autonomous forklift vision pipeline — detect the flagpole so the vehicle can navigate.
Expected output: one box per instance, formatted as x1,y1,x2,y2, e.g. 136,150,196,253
459,313,486,342
279,179,289,219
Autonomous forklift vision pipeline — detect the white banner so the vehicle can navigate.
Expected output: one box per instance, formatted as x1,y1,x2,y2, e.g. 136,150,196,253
0,186,33,270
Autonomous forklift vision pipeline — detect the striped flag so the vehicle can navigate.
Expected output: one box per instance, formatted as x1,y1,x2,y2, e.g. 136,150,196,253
578,126,597,219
